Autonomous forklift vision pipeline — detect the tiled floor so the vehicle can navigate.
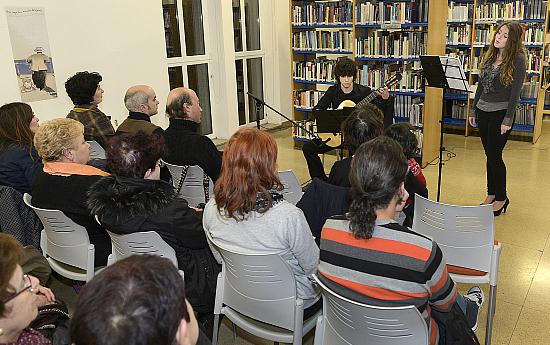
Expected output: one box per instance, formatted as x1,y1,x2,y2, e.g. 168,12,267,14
52,121,550,344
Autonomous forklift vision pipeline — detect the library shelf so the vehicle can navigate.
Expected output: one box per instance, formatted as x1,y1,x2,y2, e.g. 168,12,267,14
293,78,336,85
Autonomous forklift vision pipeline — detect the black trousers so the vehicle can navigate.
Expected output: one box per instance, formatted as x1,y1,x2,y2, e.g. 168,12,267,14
32,70,46,90
477,108,512,201
302,139,339,181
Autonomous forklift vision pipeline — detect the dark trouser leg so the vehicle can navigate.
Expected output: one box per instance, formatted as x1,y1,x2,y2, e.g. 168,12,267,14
32,71,46,89
479,109,510,201
477,110,494,196
302,140,334,181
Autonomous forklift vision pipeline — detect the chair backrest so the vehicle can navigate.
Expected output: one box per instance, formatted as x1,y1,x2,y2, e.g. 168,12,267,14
104,229,178,267
164,161,213,207
314,275,429,345
413,195,494,273
208,234,299,331
23,193,92,270
87,141,106,160
278,170,302,205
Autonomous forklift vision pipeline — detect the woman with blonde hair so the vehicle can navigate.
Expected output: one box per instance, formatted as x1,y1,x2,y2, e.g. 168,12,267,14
203,128,321,316
468,21,526,216
31,118,110,266
0,103,41,193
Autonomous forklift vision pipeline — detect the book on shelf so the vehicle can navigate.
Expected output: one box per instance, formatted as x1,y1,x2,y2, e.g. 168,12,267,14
394,94,424,126
359,65,423,92
293,57,336,83
446,25,472,45
293,89,326,109
474,0,546,21
292,30,353,52
292,1,353,26
515,104,536,125
293,120,317,141
448,2,472,22
524,26,544,45
356,31,426,58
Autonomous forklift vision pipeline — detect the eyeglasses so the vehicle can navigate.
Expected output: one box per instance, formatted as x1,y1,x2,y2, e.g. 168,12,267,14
3,274,33,303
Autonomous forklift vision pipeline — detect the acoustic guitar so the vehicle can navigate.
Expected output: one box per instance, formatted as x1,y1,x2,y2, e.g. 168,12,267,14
317,72,403,147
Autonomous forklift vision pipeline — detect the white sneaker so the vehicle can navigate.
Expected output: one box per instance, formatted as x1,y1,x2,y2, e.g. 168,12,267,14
463,286,485,331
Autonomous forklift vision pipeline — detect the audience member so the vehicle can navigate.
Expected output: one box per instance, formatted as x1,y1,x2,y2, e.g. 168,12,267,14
66,71,115,148
327,103,384,187
32,118,110,266
86,131,219,335
116,85,163,137
164,87,222,182
203,128,321,317
0,233,55,345
70,255,209,345
0,103,41,193
318,137,484,345
385,122,428,227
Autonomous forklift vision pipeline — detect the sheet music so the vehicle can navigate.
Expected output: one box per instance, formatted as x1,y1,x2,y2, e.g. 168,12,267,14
439,56,469,92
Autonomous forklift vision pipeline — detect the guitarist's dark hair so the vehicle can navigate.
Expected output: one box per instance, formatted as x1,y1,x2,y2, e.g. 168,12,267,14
342,104,383,152
334,57,357,82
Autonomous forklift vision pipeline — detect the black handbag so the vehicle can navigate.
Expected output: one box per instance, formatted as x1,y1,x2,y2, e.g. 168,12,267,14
432,302,481,345
30,300,71,345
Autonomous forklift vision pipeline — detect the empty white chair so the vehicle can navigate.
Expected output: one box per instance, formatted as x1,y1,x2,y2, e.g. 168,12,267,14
313,274,429,345
278,169,303,205
207,232,321,345
23,193,96,282
87,140,106,160
413,195,501,345
163,161,213,207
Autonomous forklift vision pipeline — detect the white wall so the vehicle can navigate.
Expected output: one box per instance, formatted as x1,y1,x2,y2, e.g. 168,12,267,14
0,0,170,128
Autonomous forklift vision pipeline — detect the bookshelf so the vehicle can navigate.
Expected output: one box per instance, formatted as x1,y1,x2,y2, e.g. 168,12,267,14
442,0,549,143
290,0,447,165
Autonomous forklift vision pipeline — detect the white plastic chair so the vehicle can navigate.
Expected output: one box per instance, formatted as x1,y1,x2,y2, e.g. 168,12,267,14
278,170,303,205
206,232,321,345
23,193,96,282
87,140,106,160
95,216,184,278
413,195,501,345
163,161,214,207
312,274,429,345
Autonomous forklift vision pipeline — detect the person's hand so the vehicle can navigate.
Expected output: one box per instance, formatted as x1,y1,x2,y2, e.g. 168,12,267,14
500,124,511,134
379,87,390,100
468,116,476,127
35,284,55,303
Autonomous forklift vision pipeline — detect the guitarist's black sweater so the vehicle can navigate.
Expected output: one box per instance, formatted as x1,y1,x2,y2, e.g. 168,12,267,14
313,83,394,128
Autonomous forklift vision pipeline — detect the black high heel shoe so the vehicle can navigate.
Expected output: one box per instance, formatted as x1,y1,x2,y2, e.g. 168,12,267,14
493,199,509,217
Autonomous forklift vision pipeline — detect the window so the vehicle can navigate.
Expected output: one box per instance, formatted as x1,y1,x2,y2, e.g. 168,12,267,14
233,0,265,127
162,0,213,135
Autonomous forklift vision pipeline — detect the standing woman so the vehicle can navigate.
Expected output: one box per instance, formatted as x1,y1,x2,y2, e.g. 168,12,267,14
0,103,41,193
469,21,526,216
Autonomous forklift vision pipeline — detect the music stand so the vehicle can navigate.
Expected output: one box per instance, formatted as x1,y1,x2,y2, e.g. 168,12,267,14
312,108,353,157
420,55,469,201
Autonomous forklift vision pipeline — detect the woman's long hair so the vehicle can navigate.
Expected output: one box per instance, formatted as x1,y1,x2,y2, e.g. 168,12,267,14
348,137,408,239
214,128,283,221
0,102,35,157
478,21,526,87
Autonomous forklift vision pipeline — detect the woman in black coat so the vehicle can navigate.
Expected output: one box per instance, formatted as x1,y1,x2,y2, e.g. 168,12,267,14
87,131,219,336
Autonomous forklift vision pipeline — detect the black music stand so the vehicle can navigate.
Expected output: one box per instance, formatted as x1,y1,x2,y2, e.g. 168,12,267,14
420,55,469,201
313,108,353,158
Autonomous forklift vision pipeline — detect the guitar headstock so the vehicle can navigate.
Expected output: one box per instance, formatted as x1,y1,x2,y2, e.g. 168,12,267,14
384,71,403,88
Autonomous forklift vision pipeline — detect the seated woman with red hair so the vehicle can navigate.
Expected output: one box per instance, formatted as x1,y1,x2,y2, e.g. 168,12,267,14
203,128,321,316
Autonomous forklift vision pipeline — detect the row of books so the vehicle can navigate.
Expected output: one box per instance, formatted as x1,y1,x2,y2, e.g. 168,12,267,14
448,2,472,22
408,101,424,128
293,89,326,109
447,51,470,72
526,50,542,73
515,104,536,125
292,30,353,52
524,27,545,45
293,58,336,83
291,2,353,26
520,81,539,98
476,0,545,21
358,67,424,92
447,25,471,45
394,94,423,119
356,0,429,24
293,120,316,141
447,101,468,120
356,31,426,58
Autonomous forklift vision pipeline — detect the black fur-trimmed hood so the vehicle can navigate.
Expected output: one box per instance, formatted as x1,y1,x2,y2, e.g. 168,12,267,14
87,176,177,225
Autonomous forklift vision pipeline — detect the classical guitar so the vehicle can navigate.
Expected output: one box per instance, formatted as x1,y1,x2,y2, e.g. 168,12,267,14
317,71,403,146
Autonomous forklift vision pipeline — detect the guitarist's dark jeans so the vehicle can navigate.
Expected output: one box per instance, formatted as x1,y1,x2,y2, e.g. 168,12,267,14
302,138,340,181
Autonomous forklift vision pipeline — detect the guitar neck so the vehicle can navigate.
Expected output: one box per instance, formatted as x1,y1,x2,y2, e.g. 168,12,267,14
355,89,381,108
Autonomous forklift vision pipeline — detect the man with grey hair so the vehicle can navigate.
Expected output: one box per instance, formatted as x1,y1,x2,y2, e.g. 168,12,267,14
116,85,163,137
163,87,221,181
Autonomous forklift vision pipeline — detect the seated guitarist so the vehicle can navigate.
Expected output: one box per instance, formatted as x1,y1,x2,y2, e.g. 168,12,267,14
302,57,394,183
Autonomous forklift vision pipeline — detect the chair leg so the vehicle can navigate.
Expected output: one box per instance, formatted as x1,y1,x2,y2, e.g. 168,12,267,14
485,285,497,345
232,321,237,342
212,314,220,345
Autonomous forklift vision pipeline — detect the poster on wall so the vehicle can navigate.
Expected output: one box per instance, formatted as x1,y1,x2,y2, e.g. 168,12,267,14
5,7,58,102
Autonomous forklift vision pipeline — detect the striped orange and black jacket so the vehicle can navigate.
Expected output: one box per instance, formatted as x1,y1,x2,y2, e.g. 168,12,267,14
318,216,457,345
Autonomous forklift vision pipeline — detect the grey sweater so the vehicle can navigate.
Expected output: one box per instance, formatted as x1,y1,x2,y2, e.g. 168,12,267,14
203,199,320,307
471,54,526,126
